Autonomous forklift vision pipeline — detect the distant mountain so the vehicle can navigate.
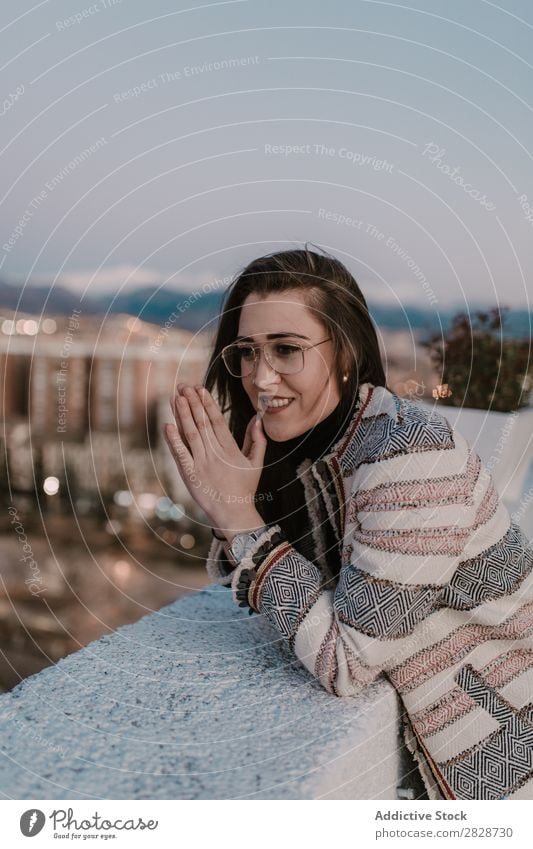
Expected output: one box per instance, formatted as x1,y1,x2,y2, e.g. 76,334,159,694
1,279,531,339
0,280,86,316
100,287,226,332
0,280,226,333
369,303,532,339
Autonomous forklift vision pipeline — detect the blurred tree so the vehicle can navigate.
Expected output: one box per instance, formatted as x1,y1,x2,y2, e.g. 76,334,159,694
424,307,532,412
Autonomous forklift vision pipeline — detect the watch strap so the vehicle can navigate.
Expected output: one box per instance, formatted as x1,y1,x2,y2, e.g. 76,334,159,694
229,524,271,563
230,524,288,613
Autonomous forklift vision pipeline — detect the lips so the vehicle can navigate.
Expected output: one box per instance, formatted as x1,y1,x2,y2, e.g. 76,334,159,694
258,395,294,402
262,398,295,413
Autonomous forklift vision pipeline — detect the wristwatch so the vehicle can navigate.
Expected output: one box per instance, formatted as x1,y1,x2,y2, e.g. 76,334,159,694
229,525,271,564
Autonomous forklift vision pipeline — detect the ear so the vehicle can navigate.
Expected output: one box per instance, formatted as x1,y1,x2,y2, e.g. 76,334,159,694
339,349,352,381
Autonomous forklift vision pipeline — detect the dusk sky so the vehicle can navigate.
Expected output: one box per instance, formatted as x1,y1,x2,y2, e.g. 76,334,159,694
2,0,533,310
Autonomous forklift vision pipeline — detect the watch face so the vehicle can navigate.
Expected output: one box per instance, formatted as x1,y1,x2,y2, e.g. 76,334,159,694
230,527,269,562
231,534,246,561
231,536,244,560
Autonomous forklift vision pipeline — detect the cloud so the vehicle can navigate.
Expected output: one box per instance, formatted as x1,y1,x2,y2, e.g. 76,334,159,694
363,278,478,310
58,264,166,293
16,265,230,296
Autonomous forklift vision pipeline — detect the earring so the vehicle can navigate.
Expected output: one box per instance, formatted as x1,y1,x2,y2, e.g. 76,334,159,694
342,373,349,383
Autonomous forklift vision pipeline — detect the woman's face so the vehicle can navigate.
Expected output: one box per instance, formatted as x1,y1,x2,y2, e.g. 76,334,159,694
237,290,342,441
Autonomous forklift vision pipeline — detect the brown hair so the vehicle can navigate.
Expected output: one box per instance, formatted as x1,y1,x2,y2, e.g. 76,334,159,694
204,244,387,448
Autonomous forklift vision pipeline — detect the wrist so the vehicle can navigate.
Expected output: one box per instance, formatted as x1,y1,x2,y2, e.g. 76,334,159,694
232,525,288,612
213,511,266,546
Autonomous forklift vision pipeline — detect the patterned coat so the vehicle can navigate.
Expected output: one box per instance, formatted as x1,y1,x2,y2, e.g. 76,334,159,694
205,382,533,800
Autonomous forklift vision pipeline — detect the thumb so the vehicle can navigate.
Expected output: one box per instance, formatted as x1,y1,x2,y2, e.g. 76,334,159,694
248,415,267,465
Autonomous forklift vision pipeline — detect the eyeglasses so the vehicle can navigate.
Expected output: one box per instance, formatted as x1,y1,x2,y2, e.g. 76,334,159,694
221,337,332,378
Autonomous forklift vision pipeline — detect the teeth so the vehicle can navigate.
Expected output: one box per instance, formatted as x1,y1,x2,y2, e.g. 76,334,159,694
265,398,292,408
258,394,271,406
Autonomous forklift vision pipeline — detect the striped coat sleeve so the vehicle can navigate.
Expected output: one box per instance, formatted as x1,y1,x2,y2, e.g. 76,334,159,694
248,427,530,697
205,536,235,585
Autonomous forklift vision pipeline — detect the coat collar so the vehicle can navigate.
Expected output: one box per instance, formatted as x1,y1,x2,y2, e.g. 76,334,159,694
294,382,375,481
293,382,375,576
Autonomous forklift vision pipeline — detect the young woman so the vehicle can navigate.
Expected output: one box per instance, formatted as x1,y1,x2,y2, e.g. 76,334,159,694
164,246,533,801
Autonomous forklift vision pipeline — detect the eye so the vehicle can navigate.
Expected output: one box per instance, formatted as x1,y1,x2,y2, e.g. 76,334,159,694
274,344,300,356
237,345,256,361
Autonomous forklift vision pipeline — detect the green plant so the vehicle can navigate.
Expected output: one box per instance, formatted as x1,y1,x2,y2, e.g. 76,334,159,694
423,307,532,412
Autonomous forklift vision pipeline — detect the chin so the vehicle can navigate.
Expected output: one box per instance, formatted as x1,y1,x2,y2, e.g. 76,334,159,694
264,417,305,442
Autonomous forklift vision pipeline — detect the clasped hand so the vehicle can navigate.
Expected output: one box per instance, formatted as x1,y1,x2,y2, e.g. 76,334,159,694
163,384,267,530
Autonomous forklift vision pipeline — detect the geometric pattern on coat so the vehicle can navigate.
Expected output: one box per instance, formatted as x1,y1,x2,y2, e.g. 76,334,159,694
440,665,533,800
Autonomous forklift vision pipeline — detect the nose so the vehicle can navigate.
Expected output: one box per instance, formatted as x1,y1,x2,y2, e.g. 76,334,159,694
251,349,280,389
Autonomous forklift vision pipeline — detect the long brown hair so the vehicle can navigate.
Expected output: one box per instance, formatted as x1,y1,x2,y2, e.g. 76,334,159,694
204,244,387,449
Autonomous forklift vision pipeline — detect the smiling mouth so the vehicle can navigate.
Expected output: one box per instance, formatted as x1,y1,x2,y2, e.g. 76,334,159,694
260,397,295,411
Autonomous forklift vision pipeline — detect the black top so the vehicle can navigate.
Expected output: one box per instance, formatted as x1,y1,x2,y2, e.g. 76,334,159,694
255,389,360,571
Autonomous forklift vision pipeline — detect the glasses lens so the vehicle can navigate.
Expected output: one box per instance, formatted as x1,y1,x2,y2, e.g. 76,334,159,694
223,342,304,376
223,344,255,377
265,341,304,374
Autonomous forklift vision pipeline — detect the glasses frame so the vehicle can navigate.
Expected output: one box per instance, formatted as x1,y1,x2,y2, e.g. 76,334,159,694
221,337,332,378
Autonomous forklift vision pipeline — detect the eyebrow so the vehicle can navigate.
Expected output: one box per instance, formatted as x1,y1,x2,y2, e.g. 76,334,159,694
235,332,310,342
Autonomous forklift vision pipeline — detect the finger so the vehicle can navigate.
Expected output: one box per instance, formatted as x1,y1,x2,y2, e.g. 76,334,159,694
173,384,193,434
179,386,218,454
248,416,267,467
195,386,238,452
172,392,206,460
163,423,194,476
241,416,255,458
170,394,188,446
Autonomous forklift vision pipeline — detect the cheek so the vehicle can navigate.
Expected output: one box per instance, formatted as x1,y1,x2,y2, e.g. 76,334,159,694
242,378,254,398
293,377,319,402
299,371,335,404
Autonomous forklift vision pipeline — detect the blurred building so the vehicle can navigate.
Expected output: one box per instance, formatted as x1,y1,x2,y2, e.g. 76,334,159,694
0,311,217,691
0,311,212,503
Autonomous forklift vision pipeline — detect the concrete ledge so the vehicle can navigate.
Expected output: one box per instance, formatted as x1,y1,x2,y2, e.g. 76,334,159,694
0,586,418,800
